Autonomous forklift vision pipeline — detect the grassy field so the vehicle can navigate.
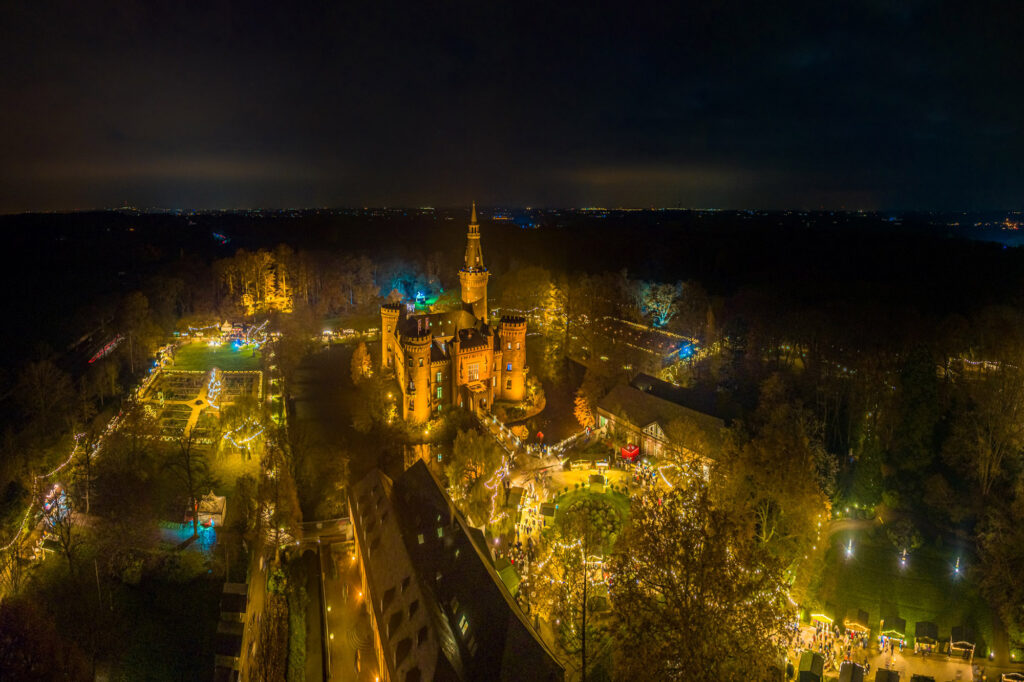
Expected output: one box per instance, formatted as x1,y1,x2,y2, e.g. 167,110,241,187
172,341,263,371
808,525,992,651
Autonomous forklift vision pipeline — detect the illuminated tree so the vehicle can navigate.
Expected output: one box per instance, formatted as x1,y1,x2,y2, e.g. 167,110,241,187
609,477,791,681
531,508,609,679
663,415,715,463
219,396,266,461
638,281,682,328
448,428,503,492
258,432,302,556
350,341,371,384
0,536,29,596
719,375,830,562
573,391,596,429
41,487,79,574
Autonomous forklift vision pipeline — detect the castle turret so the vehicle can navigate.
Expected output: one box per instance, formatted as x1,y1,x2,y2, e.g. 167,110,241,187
380,303,402,371
499,316,527,401
459,202,489,323
399,324,432,424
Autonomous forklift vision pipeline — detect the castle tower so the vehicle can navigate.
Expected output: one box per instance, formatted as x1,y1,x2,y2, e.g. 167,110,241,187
459,202,489,323
380,303,402,371
400,326,432,424
499,316,527,401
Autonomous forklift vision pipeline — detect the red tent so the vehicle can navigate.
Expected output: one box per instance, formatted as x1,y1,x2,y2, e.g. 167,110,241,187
621,443,640,461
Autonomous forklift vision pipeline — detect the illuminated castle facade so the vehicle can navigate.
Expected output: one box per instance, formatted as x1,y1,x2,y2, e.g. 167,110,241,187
381,204,527,424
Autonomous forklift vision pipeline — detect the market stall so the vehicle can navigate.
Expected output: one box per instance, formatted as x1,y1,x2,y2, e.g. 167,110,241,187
950,625,975,662
879,616,906,652
620,443,640,462
844,609,870,634
811,612,835,627
914,621,938,654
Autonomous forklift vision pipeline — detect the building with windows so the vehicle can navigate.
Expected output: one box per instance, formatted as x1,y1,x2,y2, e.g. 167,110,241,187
349,460,564,682
380,204,527,423
596,373,727,462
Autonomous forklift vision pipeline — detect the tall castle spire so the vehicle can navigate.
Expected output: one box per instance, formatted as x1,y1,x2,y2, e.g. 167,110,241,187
459,202,489,322
463,201,484,271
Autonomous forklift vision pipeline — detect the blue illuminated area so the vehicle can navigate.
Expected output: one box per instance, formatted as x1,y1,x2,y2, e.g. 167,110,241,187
679,343,694,359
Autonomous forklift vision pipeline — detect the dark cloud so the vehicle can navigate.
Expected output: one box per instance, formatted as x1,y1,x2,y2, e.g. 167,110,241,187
1,1,1023,211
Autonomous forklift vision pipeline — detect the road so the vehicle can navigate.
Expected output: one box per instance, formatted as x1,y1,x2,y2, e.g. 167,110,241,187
298,519,378,682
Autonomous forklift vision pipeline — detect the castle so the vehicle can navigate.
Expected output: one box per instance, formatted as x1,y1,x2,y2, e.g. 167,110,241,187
381,204,527,424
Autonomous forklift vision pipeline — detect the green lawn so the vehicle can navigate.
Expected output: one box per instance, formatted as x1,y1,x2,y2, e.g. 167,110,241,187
809,525,992,651
172,342,263,371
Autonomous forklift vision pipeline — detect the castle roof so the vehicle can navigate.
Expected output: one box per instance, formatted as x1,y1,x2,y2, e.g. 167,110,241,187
398,309,478,339
457,327,490,350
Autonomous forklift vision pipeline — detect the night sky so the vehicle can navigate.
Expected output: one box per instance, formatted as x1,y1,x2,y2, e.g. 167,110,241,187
2,1,1023,212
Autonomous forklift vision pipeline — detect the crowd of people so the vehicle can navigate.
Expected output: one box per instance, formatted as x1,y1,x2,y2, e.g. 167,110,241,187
790,621,876,674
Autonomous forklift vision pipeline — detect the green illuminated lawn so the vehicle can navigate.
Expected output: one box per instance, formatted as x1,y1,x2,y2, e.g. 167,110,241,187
808,525,992,650
171,342,263,371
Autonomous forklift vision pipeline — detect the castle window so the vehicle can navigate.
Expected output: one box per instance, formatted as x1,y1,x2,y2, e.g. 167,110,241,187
408,358,413,368
506,363,512,372
507,342,511,350
436,386,442,399
419,358,423,367
468,363,479,382
387,326,392,333
506,380,512,390
436,371,442,382
408,400,414,411
516,342,520,350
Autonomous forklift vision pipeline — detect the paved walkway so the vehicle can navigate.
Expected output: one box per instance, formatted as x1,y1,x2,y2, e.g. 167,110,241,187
321,540,378,681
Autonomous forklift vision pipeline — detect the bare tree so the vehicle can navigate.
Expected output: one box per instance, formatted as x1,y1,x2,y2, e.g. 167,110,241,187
164,429,215,538
42,487,79,574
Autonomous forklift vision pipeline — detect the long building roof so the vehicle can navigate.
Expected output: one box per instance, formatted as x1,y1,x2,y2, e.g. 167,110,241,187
350,461,564,682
